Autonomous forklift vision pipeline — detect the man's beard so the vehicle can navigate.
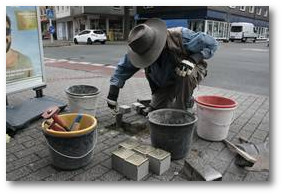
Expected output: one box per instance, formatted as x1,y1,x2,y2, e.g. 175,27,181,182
6,38,11,53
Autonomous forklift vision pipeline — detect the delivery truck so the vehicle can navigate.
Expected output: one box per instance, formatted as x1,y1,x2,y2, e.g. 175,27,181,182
229,22,257,43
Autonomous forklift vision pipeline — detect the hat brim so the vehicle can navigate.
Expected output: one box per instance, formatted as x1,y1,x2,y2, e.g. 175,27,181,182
127,18,167,69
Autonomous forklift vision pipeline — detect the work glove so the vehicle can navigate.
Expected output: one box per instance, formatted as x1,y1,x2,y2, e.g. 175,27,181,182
106,85,120,110
175,59,196,77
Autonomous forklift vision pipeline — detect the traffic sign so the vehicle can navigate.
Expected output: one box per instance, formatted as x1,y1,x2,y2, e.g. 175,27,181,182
46,9,54,19
49,26,55,34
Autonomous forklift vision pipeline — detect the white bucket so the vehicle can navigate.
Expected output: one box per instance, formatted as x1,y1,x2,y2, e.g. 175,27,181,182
195,96,237,141
65,85,100,116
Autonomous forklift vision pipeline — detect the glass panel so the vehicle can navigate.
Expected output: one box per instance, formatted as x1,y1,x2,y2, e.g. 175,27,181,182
213,21,219,38
207,21,213,36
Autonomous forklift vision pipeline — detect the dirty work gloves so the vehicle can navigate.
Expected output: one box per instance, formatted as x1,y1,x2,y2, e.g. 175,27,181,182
175,59,196,77
107,85,120,110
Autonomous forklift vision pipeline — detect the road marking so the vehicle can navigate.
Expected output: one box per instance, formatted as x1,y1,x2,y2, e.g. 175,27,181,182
79,62,91,65
242,48,269,52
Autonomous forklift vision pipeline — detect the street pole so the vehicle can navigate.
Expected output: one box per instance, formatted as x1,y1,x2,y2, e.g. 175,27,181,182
49,18,53,43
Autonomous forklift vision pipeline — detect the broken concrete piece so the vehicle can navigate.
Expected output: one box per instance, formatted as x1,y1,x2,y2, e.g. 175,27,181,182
124,153,149,181
183,158,222,181
148,148,171,175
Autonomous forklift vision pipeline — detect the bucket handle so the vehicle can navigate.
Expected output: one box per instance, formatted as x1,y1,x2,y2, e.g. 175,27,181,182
44,128,98,159
198,111,235,127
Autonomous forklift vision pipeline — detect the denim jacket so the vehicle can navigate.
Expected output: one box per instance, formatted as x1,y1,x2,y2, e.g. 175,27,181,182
110,27,219,91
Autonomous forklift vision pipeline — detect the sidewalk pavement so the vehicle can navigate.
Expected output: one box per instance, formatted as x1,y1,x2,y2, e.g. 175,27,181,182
6,63,269,181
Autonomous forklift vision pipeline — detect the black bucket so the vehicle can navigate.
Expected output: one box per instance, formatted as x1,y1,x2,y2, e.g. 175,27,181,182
148,109,197,160
42,113,97,170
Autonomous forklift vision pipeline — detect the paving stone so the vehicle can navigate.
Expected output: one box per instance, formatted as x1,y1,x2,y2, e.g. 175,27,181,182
222,172,245,181
19,166,58,181
27,157,52,172
244,171,269,181
183,158,222,181
14,144,46,159
99,169,125,181
44,169,85,181
71,164,109,181
6,154,40,172
6,166,33,181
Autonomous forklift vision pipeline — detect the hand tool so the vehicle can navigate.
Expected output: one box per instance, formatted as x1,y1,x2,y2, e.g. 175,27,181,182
42,106,71,131
223,139,257,164
69,114,83,131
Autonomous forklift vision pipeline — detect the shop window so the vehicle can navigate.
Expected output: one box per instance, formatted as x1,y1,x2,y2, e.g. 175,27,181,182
249,6,255,13
213,21,219,38
264,9,268,17
207,21,213,36
143,6,154,9
256,7,262,15
239,6,246,11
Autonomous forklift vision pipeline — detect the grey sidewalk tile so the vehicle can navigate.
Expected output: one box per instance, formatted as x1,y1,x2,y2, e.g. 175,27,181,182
19,165,58,181
6,154,40,173
208,141,226,152
27,157,52,172
82,152,109,170
222,172,245,181
151,161,183,181
250,129,269,141
44,169,86,181
14,144,46,159
70,164,109,181
226,159,249,177
100,157,112,169
6,153,18,163
99,169,124,181
244,171,269,181
6,166,33,181
209,158,232,174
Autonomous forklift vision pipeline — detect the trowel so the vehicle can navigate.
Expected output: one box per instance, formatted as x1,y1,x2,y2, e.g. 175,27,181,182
223,139,257,164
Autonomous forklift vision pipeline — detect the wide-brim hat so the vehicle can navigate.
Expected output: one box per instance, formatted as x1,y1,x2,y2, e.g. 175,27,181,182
127,18,167,68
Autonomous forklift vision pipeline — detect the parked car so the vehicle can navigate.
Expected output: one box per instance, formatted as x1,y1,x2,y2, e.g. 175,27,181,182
229,22,257,43
74,29,107,45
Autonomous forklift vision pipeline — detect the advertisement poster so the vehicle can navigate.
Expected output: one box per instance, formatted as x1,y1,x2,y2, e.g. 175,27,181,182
6,6,45,94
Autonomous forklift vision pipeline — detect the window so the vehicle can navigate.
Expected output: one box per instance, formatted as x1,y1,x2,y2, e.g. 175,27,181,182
264,9,268,17
56,6,59,12
113,6,121,9
231,26,243,32
239,6,246,11
229,6,236,9
256,7,262,15
143,6,154,9
249,6,255,13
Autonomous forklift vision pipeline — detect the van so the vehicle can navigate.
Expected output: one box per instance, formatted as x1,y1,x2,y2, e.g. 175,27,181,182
229,22,257,43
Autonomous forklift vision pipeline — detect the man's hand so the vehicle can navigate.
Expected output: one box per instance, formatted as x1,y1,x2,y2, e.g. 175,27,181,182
175,59,196,77
106,85,120,110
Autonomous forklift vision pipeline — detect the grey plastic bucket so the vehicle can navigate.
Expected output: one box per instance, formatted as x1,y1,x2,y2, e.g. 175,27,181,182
148,109,197,160
65,85,100,116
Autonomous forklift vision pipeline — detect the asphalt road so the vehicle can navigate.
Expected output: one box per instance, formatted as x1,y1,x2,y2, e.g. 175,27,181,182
43,41,269,96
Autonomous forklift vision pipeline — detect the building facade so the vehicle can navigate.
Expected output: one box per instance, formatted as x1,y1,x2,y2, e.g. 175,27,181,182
54,6,136,41
39,6,56,39
136,6,269,40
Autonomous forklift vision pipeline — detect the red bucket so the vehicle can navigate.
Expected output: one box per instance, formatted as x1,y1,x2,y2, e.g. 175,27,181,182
195,95,237,109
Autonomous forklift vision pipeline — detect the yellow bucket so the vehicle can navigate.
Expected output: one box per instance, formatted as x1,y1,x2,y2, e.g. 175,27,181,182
41,113,98,170
42,113,97,137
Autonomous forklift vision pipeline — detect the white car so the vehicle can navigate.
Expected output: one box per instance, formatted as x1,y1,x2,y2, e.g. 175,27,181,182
74,29,107,45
